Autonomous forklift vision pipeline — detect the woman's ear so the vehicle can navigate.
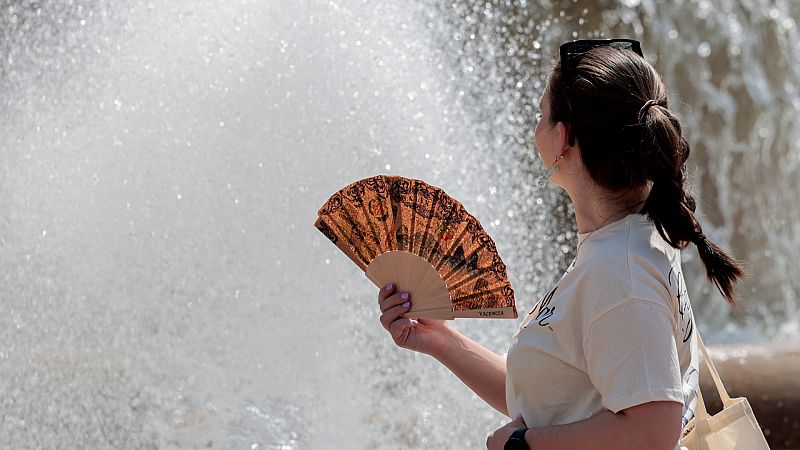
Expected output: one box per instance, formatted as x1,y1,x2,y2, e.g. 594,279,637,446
554,121,572,152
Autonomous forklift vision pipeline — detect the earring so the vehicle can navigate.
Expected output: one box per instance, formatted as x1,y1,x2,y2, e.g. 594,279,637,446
537,152,566,187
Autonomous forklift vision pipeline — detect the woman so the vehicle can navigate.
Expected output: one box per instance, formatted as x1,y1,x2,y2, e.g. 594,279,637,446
376,39,744,450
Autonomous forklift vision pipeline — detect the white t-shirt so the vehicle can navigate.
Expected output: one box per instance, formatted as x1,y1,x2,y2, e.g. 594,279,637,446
506,213,699,434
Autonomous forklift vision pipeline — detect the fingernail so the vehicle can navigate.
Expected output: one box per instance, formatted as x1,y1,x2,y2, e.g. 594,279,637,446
410,319,419,326
400,292,409,300
385,283,394,291
402,301,411,308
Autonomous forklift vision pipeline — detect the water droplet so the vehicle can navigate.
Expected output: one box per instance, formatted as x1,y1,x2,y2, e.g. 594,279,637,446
697,42,711,57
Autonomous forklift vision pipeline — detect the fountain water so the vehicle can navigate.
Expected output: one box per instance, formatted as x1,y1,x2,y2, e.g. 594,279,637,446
1,0,797,448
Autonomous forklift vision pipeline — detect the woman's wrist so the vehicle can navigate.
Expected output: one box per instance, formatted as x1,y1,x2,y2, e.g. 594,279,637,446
504,427,531,450
522,428,533,448
428,322,460,359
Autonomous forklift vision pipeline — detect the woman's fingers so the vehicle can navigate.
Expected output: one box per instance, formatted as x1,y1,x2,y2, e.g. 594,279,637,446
377,283,418,345
377,283,396,306
379,298,412,331
390,316,415,344
378,285,411,314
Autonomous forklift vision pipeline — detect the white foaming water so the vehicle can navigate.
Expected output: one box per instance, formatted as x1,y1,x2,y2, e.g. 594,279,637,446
0,0,798,448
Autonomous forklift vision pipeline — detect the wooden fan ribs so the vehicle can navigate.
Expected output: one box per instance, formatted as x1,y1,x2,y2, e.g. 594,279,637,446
315,174,517,319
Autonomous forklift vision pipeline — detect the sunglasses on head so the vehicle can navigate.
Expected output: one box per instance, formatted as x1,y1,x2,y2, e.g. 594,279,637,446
557,39,644,119
559,38,644,84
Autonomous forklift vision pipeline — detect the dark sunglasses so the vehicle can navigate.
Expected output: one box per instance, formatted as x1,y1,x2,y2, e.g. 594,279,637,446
558,39,644,119
559,38,644,84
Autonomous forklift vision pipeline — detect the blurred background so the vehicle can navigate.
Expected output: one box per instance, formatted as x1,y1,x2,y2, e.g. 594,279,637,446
1,0,798,448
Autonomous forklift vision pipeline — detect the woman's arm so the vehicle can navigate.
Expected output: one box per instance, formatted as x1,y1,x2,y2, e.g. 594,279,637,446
431,325,509,417
487,400,682,450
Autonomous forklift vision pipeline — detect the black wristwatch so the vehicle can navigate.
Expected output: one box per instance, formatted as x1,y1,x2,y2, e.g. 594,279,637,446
503,427,530,450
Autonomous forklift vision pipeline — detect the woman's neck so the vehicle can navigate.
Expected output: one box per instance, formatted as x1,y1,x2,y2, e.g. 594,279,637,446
569,183,649,234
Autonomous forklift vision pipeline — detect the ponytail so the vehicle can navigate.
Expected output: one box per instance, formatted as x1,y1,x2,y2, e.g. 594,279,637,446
640,105,745,305
693,233,744,303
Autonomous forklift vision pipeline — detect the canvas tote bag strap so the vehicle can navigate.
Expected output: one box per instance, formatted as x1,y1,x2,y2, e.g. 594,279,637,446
693,331,735,421
686,330,771,450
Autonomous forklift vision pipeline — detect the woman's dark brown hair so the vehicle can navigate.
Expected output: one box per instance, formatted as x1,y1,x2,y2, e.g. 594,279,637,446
547,46,744,305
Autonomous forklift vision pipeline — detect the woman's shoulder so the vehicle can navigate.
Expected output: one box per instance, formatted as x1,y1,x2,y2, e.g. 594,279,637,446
576,214,680,315
586,213,678,268
578,214,666,270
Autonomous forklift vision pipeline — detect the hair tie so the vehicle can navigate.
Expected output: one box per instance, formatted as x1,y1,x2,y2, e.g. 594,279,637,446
637,99,658,124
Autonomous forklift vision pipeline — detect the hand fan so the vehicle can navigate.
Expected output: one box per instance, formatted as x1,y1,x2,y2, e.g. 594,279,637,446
314,175,517,320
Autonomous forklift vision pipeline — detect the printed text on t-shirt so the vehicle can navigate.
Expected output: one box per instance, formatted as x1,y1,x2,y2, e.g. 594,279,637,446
528,285,558,328
668,267,693,343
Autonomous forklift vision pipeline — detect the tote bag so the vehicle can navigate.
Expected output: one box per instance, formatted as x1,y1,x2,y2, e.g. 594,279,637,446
679,332,769,450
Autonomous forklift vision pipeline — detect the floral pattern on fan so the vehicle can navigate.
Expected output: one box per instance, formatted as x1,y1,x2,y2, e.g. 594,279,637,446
315,175,517,319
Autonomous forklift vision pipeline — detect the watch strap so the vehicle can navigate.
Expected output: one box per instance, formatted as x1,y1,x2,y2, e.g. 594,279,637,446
503,427,530,450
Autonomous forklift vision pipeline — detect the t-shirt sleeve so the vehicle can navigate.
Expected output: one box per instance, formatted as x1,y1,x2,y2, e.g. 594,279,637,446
583,298,684,413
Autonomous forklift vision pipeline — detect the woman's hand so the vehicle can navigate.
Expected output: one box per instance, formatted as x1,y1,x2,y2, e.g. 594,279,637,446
486,417,527,450
377,283,452,357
